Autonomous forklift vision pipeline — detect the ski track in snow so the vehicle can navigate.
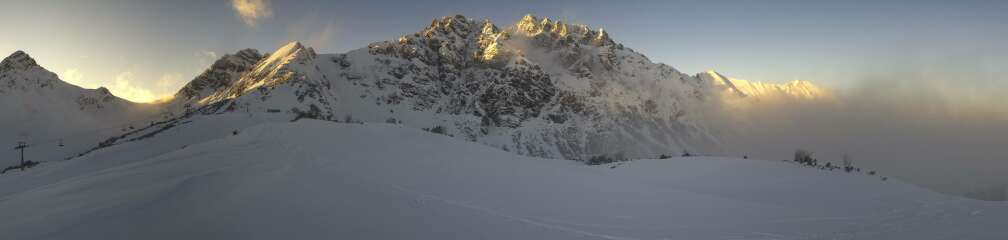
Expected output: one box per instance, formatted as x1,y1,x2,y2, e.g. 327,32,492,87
383,181,641,240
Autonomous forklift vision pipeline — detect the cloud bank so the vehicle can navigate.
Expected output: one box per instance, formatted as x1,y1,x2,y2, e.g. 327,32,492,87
231,0,273,27
711,77,1008,201
110,72,159,103
60,68,86,85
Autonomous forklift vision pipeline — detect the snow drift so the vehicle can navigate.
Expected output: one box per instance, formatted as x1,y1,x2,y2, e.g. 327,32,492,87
0,118,1004,239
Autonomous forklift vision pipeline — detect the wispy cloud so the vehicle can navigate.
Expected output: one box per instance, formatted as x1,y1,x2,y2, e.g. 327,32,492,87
156,72,182,89
60,68,86,85
308,19,339,51
195,51,217,60
231,0,273,27
195,51,219,70
110,71,159,103
286,14,340,51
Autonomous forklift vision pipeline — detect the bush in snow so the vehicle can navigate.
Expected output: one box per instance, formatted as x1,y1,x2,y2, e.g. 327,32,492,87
423,125,451,136
794,149,816,166
586,154,617,165
291,105,324,122
1,160,39,174
842,154,855,172
430,125,447,134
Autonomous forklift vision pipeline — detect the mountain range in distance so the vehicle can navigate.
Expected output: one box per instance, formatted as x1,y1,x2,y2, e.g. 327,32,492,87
1,14,829,162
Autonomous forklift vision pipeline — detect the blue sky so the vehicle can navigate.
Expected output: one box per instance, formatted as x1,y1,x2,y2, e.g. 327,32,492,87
1,0,1005,102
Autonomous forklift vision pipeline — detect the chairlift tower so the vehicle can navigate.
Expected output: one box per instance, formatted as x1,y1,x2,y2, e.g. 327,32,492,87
14,141,28,171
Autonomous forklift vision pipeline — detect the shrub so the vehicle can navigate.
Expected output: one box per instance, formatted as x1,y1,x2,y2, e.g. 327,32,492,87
291,105,323,122
586,154,617,165
423,125,450,136
1,160,39,174
794,149,814,166
842,154,854,172
429,125,447,134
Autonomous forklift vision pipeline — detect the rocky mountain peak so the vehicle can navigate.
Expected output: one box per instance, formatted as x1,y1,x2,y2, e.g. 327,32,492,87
510,14,613,46
421,14,486,41
97,87,111,95
278,41,305,53
263,41,316,66
1,50,41,72
513,15,566,36
214,49,264,71
514,14,543,35
428,15,476,30
172,49,266,105
233,48,263,61
1,50,63,91
191,41,324,105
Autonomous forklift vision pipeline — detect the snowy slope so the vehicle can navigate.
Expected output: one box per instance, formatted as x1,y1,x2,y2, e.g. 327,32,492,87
0,51,159,163
0,117,1003,239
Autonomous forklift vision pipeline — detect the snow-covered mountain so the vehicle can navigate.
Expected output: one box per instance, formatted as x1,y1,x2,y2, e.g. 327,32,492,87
2,14,830,163
699,70,830,100
163,49,264,115
149,14,834,160
0,51,158,162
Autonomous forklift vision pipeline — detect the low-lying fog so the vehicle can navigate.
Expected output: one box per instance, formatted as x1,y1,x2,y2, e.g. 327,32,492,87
712,73,1007,201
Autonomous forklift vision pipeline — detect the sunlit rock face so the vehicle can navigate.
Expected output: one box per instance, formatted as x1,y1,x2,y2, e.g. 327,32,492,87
168,14,828,160
158,49,264,116
177,49,264,102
